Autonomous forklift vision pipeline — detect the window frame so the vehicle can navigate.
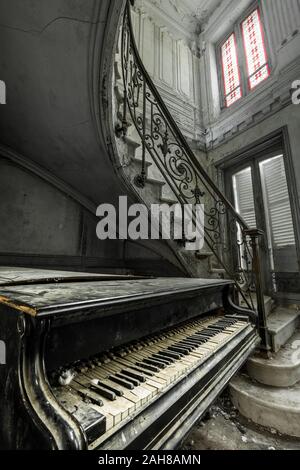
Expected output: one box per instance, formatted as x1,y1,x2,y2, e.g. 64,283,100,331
216,1,271,110
220,32,243,108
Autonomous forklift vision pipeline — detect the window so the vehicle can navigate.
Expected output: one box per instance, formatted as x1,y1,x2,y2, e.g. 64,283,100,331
221,34,242,107
242,9,270,90
219,5,270,108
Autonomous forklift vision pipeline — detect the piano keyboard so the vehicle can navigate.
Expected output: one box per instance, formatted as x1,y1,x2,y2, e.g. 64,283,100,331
52,314,249,447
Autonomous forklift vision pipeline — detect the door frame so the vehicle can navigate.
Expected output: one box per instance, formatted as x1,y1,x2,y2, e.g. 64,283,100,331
215,127,300,299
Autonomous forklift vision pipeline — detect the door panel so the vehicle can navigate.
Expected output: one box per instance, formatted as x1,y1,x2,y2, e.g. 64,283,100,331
232,167,257,229
230,154,299,296
259,156,296,250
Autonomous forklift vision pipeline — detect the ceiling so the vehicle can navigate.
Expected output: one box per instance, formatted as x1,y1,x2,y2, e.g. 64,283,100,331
179,0,223,24
143,0,223,34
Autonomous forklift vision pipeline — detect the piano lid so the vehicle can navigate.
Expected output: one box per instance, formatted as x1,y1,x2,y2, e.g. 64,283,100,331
0,269,233,319
0,267,144,287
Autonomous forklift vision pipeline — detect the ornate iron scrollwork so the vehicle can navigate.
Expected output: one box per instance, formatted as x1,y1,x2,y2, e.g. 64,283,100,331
118,1,269,348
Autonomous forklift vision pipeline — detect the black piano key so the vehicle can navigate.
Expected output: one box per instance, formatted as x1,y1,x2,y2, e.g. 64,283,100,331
202,329,218,335
217,321,235,327
109,375,134,390
207,324,226,329
184,337,205,346
191,332,209,340
168,346,189,356
188,335,208,345
122,364,154,377
120,369,146,383
154,352,175,364
151,354,172,365
89,383,117,401
142,358,166,369
159,350,182,360
176,342,195,352
206,326,226,333
136,362,160,373
116,372,140,387
195,331,216,338
178,340,198,349
71,387,104,407
213,324,227,330
95,380,124,397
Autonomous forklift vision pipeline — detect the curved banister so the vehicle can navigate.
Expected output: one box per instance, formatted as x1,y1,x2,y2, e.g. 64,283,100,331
116,1,270,349
125,2,248,230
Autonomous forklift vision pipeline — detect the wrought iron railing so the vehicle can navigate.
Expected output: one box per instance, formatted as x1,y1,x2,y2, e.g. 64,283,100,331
117,1,270,349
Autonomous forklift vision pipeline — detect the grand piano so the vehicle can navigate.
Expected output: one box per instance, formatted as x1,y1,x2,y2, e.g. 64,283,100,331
0,267,259,450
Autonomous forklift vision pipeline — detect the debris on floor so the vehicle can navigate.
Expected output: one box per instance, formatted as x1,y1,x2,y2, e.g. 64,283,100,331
181,390,300,450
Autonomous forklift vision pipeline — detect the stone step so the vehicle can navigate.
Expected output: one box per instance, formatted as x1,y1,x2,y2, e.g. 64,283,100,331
130,157,152,176
160,196,179,204
147,163,166,183
267,307,299,353
230,373,300,438
125,136,141,156
161,184,178,203
240,295,275,317
247,329,300,387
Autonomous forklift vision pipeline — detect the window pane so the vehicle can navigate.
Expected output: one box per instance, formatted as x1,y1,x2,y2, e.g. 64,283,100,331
242,8,270,90
221,33,242,107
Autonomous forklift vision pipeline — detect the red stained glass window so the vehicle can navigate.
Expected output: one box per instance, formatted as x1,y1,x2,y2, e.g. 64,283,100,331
221,33,242,107
242,8,270,90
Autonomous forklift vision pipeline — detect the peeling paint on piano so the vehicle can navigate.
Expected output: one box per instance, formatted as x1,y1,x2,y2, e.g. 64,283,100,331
0,295,37,317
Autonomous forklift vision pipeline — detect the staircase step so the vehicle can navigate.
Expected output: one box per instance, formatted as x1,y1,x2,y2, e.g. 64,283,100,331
147,165,166,183
240,295,275,317
267,307,299,353
134,147,152,163
130,159,152,181
247,329,300,387
160,196,179,205
230,374,300,438
125,137,141,154
161,186,178,203
146,177,166,187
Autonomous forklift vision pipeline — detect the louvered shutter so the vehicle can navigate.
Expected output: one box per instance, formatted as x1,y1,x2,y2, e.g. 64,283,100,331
260,156,295,248
233,167,257,228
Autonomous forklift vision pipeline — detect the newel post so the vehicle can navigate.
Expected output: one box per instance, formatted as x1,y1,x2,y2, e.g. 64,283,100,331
244,228,271,352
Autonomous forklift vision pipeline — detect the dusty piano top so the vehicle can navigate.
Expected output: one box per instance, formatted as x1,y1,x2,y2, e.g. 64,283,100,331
0,267,232,319
0,267,141,286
